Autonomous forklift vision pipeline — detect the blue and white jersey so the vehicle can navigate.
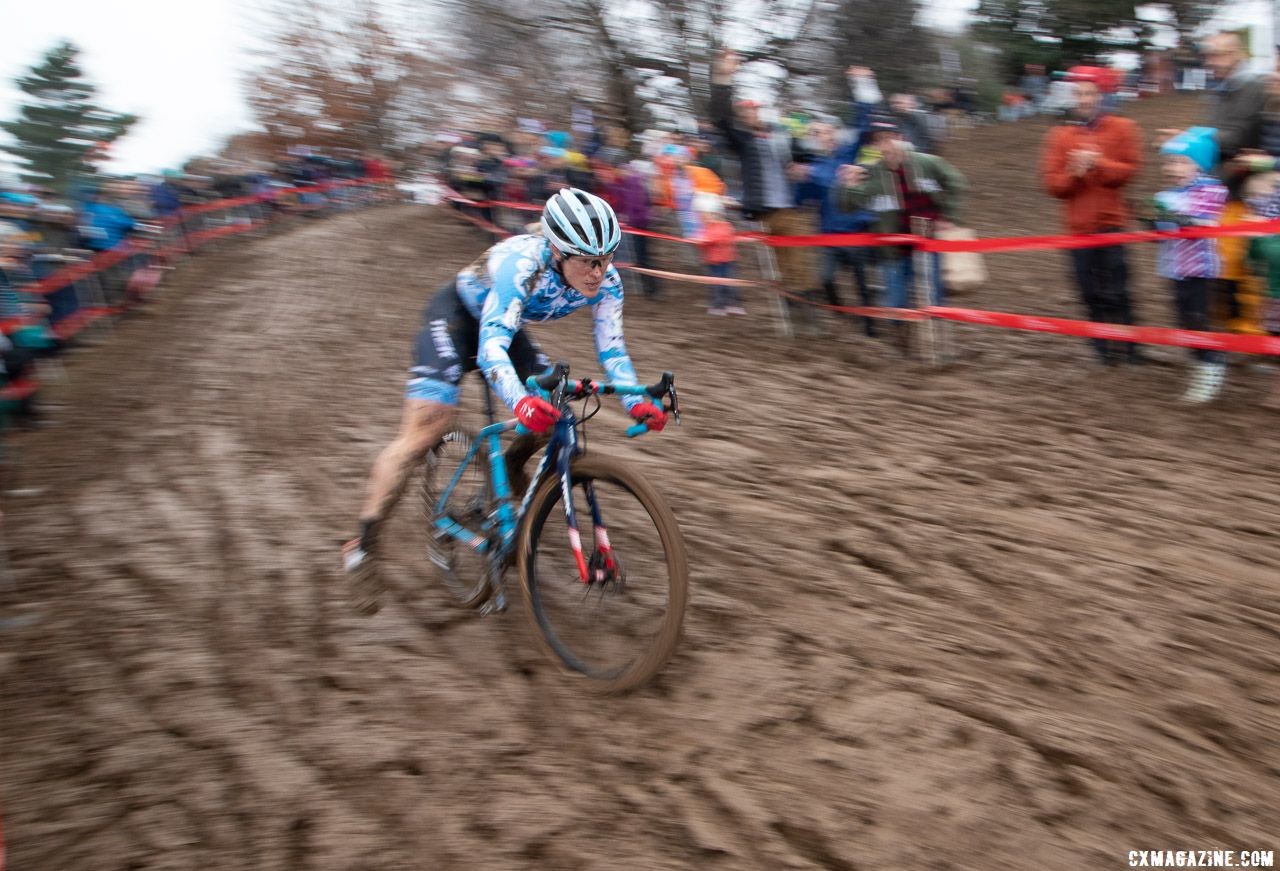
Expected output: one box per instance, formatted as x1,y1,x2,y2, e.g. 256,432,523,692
455,233,642,411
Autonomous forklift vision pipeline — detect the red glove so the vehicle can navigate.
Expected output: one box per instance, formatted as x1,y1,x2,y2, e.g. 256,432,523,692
514,395,560,434
629,401,668,432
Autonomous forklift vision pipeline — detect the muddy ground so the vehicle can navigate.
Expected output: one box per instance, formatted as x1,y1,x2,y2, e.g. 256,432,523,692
2,94,1278,870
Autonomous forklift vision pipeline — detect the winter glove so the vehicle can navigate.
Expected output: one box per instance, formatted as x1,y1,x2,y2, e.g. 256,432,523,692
628,401,668,432
514,395,561,434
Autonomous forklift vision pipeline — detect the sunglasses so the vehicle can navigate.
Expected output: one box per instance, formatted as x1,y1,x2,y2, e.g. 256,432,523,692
566,253,614,272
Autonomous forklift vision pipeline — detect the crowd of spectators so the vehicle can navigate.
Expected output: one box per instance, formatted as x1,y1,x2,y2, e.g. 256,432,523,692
1041,32,1280,405
436,56,971,327
8,32,1279,423
0,149,398,425
434,34,1280,406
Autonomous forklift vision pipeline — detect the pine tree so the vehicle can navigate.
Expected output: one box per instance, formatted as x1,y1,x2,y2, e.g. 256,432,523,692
0,41,138,193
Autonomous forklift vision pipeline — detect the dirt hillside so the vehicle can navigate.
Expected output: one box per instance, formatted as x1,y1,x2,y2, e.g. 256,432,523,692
2,93,1278,870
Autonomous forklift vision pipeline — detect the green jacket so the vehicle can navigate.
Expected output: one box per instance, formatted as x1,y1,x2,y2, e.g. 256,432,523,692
836,152,967,256
1247,233,1280,299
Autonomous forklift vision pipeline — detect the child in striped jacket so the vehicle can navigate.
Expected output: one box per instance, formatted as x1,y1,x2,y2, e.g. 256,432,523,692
1154,128,1230,403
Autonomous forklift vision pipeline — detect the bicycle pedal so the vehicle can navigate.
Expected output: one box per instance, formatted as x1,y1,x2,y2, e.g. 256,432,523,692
479,590,507,615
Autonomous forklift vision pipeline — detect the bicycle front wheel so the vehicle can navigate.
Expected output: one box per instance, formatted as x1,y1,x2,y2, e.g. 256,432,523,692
517,454,688,693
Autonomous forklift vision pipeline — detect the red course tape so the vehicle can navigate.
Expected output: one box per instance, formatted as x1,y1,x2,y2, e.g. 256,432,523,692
441,186,1280,357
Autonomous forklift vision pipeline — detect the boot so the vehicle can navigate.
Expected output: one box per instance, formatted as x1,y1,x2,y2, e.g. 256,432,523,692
821,281,842,309
1180,361,1227,404
1091,338,1117,366
342,538,382,616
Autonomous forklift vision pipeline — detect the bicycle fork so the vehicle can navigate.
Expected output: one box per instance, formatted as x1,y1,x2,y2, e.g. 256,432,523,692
558,447,616,585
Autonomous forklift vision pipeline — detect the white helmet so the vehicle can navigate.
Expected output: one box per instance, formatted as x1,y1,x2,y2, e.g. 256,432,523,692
541,188,622,256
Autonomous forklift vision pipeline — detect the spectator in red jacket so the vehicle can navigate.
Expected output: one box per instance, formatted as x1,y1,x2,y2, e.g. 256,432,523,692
362,152,395,202
1041,71,1143,364
694,192,743,315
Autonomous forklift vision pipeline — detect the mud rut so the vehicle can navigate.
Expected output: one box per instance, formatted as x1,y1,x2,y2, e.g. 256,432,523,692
2,96,1279,870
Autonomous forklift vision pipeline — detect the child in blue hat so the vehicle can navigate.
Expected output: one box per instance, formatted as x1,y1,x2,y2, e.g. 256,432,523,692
1153,127,1230,403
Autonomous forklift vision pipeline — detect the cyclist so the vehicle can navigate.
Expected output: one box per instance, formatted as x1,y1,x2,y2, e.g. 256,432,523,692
343,188,668,614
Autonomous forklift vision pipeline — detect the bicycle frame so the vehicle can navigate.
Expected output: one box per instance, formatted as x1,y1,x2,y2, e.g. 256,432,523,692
429,377,665,582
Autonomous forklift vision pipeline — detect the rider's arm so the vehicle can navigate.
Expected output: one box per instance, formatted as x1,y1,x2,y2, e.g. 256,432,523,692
591,271,643,412
475,252,536,412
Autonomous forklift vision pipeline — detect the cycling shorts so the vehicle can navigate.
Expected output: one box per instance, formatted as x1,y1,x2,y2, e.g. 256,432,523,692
406,282,548,405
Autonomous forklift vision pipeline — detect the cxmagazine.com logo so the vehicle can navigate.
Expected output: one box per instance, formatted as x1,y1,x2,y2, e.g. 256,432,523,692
1128,850,1275,868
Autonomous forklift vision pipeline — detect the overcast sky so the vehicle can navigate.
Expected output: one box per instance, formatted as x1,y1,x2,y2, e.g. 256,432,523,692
1,0,258,176
0,0,980,177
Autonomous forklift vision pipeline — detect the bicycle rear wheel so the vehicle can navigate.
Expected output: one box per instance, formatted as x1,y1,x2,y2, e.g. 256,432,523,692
517,454,688,692
422,430,493,608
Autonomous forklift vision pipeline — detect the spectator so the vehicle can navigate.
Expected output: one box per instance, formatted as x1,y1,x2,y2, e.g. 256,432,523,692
1152,129,1230,403
664,145,713,275
801,120,878,336
889,92,936,153
1040,73,1144,364
845,67,940,154
0,224,50,327
664,145,701,238
710,49,819,304
564,148,595,192
1259,61,1280,158
678,145,727,237
836,119,966,353
1212,64,1280,335
151,171,183,218
612,160,661,297
474,137,508,227
1204,32,1265,168
1243,172,1280,406
527,147,568,204
0,190,37,238
78,186,137,252
1043,72,1077,116
953,80,978,117
1162,32,1265,183
500,156,535,204
694,192,743,315
691,129,725,180
1022,64,1049,111
30,203,81,253
362,152,395,201
594,124,631,169
0,223,34,317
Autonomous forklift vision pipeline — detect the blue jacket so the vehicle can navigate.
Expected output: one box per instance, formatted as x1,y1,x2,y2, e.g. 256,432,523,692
79,201,136,251
151,182,181,216
802,155,876,234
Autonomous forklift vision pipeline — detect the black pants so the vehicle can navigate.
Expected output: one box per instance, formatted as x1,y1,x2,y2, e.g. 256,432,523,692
1172,277,1223,363
821,246,876,334
1068,236,1136,361
1214,278,1243,324
627,232,660,295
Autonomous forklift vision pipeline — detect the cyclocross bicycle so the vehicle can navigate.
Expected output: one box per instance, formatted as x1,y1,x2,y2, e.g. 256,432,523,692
421,361,688,693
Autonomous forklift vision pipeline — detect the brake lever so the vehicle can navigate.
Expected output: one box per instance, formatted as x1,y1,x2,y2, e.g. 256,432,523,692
665,373,681,425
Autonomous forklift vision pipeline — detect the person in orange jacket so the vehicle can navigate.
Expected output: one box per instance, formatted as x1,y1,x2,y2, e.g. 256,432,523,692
1041,70,1143,364
694,193,743,315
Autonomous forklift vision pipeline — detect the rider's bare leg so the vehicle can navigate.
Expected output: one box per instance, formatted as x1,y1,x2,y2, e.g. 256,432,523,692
358,398,456,549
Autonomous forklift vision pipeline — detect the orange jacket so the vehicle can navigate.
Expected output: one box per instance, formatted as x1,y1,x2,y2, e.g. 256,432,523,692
685,165,725,197
1217,199,1251,282
700,219,737,265
1041,114,1142,234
